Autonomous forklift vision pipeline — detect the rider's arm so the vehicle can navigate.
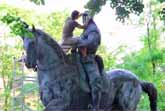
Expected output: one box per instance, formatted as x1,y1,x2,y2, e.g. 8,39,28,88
77,23,87,29
73,20,87,29
76,23,87,29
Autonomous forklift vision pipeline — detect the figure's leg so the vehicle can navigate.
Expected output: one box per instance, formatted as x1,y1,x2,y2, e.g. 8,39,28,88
61,37,80,53
62,37,79,46
81,55,102,111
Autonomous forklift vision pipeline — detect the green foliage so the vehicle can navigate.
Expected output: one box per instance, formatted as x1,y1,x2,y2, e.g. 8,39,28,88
158,0,165,3
29,0,45,5
23,0,165,23
41,11,69,40
0,44,22,111
160,8,165,21
84,0,106,16
22,83,38,94
85,0,144,22
150,0,165,22
97,45,126,70
0,4,68,40
85,0,164,23
1,13,34,38
97,45,116,70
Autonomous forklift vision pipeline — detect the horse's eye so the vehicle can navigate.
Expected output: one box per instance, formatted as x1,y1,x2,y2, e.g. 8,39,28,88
32,41,35,44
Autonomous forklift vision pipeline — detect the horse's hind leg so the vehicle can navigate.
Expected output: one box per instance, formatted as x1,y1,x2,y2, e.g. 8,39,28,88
118,81,142,111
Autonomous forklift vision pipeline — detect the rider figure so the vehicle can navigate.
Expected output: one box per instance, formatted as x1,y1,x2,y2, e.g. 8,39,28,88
78,12,102,111
61,10,86,46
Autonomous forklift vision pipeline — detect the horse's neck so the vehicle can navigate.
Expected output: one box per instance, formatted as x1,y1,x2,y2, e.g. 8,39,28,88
37,37,64,69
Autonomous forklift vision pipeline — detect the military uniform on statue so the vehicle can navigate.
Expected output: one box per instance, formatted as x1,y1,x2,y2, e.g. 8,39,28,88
78,11,102,111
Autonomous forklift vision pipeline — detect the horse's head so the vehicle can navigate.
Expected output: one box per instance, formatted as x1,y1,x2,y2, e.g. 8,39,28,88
22,25,67,70
22,26,37,69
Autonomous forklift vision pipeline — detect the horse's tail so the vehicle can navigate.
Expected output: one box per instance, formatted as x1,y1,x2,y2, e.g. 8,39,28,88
140,81,157,111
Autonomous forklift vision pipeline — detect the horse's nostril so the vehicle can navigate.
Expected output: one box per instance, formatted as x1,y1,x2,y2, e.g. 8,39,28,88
27,62,30,66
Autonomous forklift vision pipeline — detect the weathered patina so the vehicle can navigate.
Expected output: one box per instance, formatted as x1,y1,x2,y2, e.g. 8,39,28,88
22,28,157,111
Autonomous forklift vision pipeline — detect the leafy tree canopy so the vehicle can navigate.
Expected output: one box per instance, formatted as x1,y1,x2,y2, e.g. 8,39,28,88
1,13,34,38
29,0,165,22
85,0,165,22
85,0,144,22
30,0,45,5
0,4,68,40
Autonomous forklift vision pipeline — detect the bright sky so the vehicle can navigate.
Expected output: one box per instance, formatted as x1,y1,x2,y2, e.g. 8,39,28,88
1,0,144,52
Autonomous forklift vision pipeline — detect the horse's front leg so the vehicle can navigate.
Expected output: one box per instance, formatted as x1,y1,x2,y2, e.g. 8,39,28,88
43,80,70,111
38,71,54,106
40,81,53,106
44,98,67,111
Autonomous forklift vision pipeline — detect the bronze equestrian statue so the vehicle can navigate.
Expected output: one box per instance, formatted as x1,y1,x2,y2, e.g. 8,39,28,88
21,20,157,111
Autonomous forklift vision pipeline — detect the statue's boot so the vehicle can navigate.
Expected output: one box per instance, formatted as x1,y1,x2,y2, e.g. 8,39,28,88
91,90,101,111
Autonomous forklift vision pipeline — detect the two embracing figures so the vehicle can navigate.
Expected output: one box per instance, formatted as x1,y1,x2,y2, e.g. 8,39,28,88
61,10,102,111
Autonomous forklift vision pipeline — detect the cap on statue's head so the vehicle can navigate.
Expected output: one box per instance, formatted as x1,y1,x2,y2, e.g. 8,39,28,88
82,11,92,24
83,11,90,17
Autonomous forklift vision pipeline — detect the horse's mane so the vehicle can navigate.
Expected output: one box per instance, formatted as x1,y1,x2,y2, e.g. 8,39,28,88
35,29,68,63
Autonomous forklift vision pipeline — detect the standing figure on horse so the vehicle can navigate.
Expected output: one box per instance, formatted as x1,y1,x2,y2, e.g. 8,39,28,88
78,11,102,111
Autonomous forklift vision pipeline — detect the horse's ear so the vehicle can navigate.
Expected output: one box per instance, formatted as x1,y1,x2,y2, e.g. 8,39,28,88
32,25,36,32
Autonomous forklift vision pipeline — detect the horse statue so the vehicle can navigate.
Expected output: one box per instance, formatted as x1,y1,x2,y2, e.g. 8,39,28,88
22,26,157,111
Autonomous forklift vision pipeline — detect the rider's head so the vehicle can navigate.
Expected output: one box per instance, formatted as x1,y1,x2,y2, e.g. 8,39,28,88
71,10,80,20
82,11,95,25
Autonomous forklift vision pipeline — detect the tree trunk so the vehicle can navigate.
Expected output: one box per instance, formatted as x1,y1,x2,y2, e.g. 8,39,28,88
147,22,156,75
4,95,9,111
146,1,157,75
